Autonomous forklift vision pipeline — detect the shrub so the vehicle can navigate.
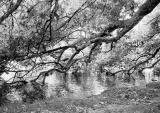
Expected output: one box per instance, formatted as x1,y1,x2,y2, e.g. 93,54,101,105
0,81,10,106
154,67,160,77
21,82,47,103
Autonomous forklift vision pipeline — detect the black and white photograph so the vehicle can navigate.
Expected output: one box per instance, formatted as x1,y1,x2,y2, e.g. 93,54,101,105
0,0,160,113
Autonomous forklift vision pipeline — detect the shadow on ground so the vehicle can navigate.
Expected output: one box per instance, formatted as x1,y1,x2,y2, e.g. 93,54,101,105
1,83,160,113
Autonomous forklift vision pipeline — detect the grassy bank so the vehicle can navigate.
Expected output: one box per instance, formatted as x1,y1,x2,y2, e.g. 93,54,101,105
1,85,160,113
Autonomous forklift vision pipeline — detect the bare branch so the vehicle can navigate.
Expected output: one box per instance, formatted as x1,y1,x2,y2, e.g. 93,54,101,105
129,46,160,71
0,0,23,25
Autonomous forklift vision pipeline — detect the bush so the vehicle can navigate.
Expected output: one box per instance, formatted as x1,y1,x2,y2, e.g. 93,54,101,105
154,67,160,77
21,82,47,103
0,81,10,106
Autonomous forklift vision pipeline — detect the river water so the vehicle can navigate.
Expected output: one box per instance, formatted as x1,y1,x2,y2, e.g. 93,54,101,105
45,73,116,99
45,72,152,99
44,66,160,99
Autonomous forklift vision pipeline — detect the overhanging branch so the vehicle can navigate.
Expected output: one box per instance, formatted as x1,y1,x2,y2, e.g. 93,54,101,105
0,0,23,25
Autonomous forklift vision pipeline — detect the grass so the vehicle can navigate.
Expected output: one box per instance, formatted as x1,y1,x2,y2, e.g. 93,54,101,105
1,85,160,113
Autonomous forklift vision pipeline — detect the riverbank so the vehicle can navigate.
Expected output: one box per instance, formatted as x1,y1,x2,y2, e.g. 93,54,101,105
1,84,160,113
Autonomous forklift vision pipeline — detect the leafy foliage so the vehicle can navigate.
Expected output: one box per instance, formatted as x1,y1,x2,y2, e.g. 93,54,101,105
154,67,160,77
0,0,159,104
0,81,10,106
20,82,47,103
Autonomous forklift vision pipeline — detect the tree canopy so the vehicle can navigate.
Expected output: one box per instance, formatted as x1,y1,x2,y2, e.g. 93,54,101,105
0,0,160,86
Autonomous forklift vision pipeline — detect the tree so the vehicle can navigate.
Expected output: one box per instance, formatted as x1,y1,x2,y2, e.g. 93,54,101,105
0,0,160,90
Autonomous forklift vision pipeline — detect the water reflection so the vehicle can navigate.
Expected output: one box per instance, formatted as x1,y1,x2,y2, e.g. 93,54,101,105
45,73,110,99
45,67,160,99
66,76,107,99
